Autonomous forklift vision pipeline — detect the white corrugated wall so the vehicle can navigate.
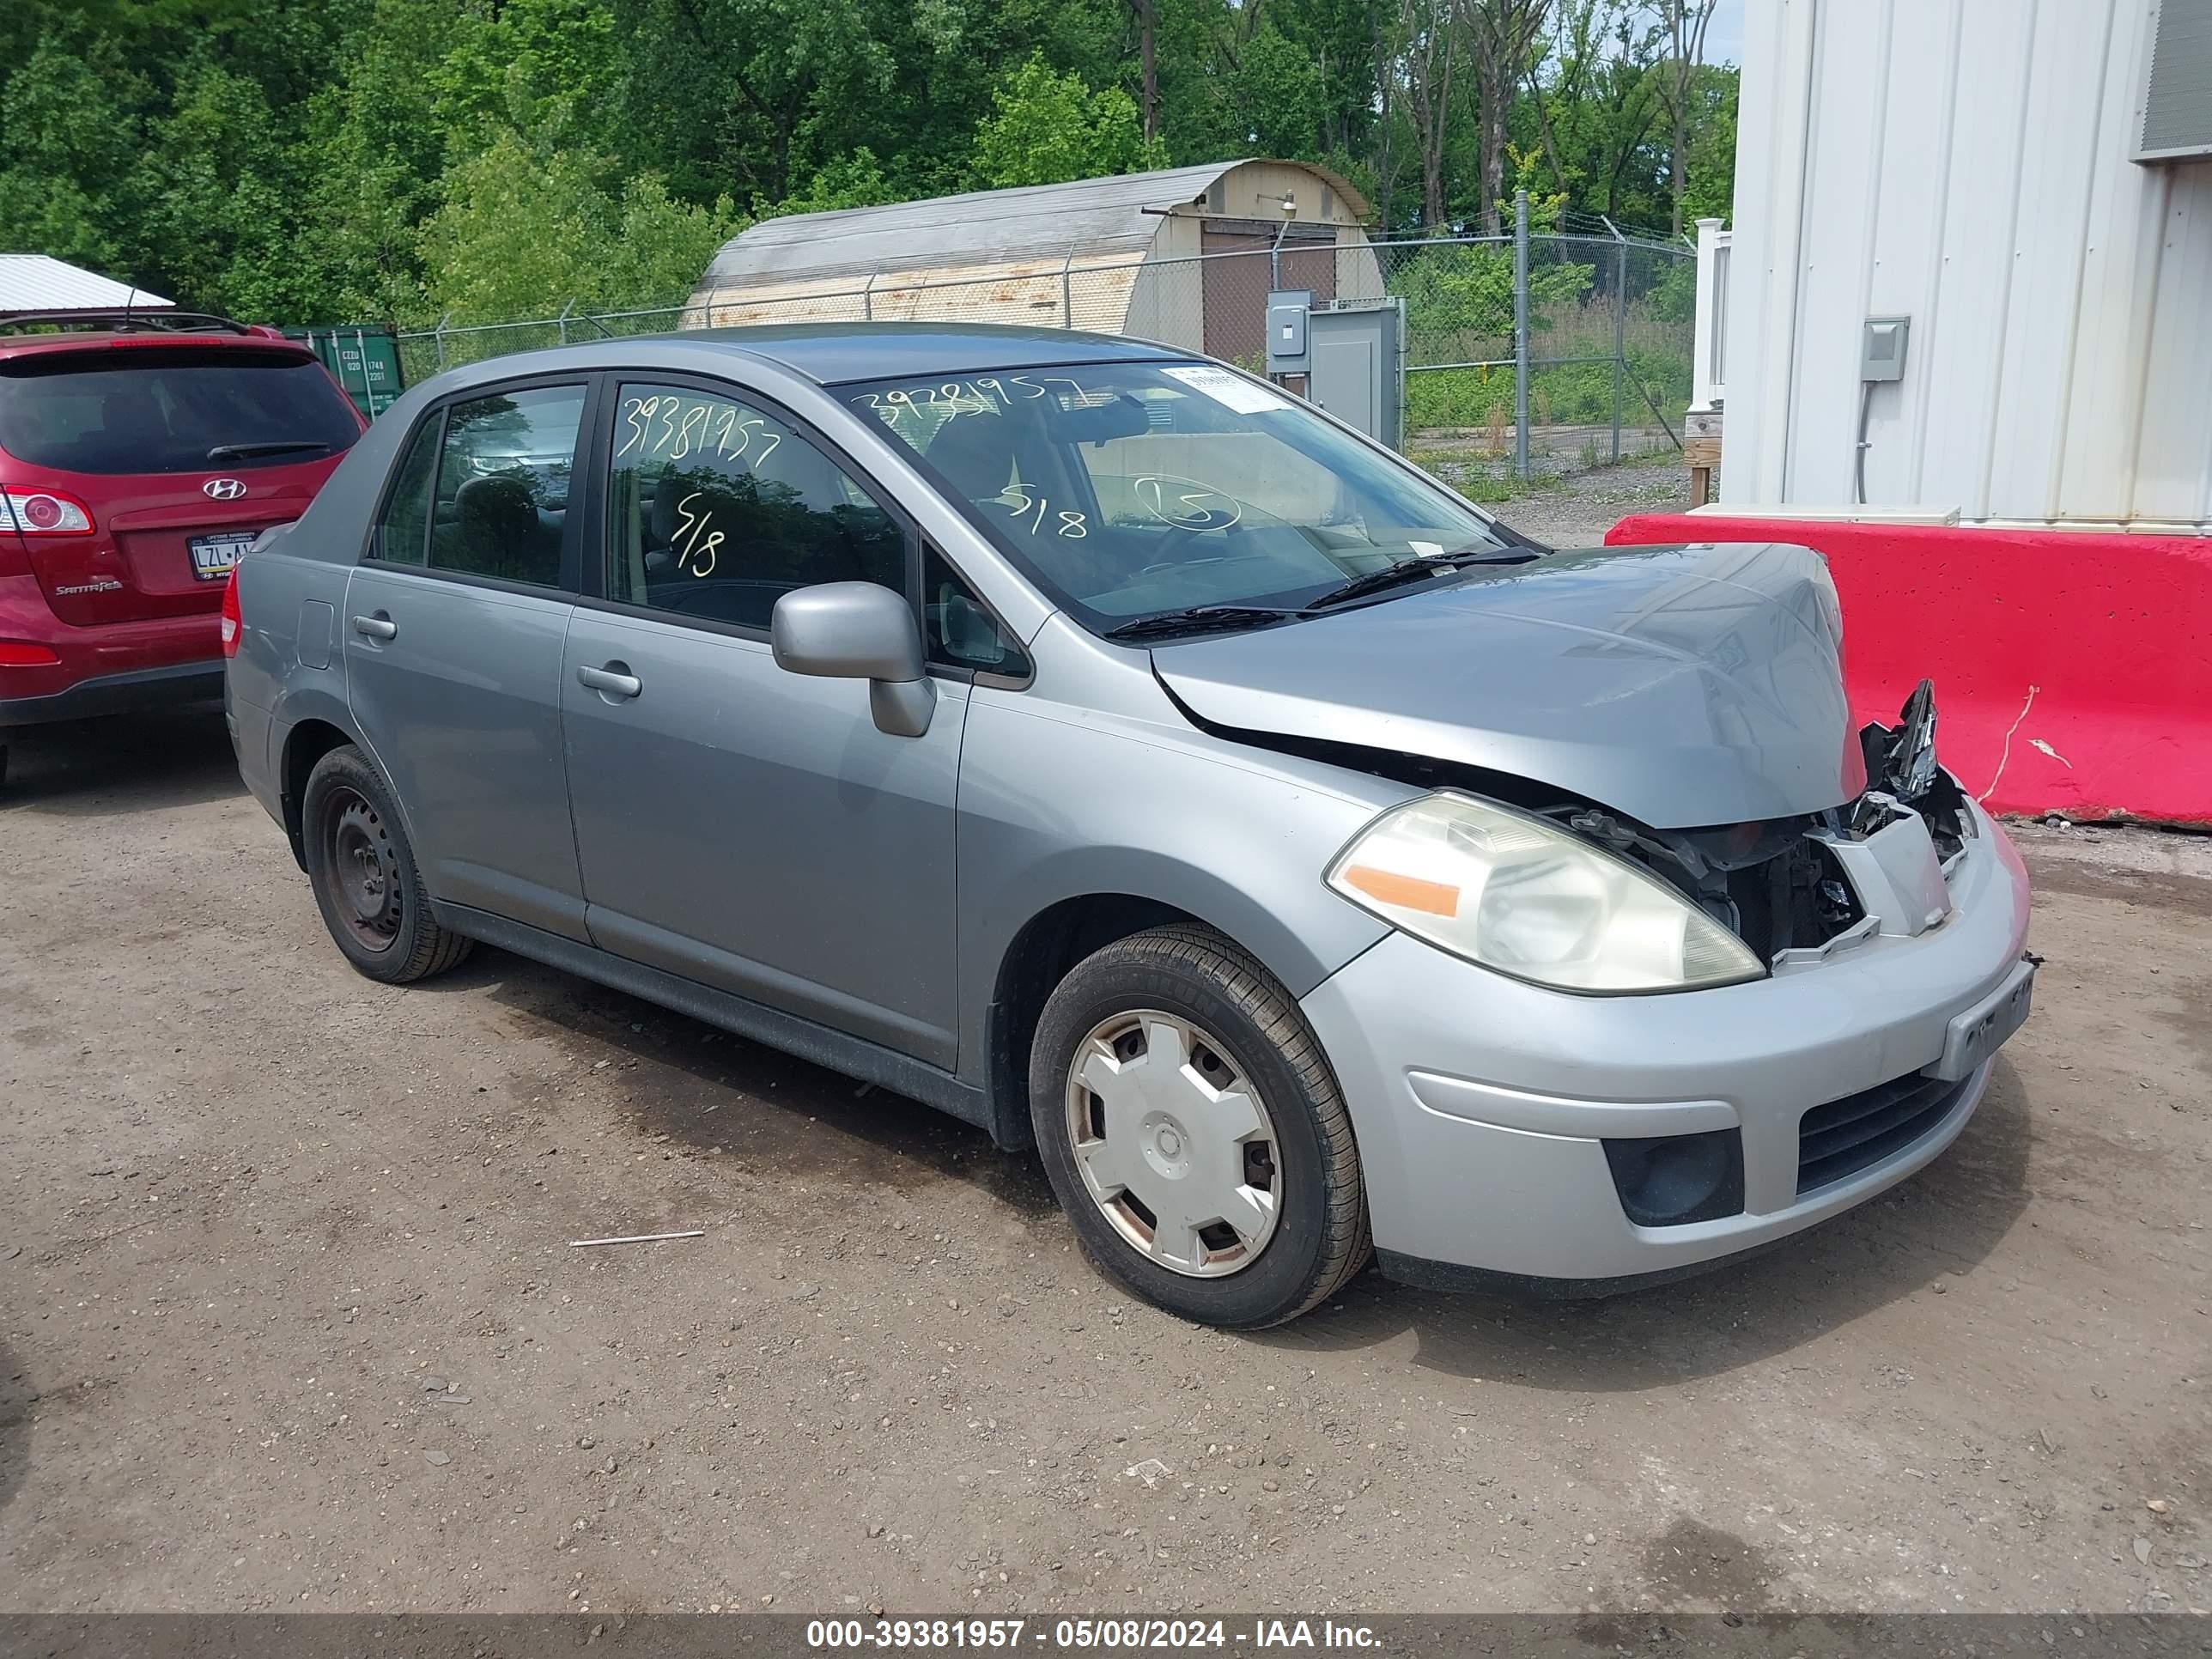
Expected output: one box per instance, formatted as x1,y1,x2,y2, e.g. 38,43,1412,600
1723,0,2212,527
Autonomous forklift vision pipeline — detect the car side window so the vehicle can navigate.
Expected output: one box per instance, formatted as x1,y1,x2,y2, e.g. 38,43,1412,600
426,385,585,588
372,416,439,565
924,546,1030,678
606,381,903,630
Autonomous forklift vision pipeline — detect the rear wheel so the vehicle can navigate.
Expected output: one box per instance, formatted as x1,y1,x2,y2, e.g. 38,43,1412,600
301,744,471,983
1030,926,1370,1328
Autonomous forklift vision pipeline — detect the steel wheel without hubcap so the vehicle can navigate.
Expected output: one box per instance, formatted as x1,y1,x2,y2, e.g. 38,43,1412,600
1064,1009,1282,1277
318,787,402,954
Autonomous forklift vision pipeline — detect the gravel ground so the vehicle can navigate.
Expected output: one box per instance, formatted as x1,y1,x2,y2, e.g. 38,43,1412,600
1492,457,1695,548
1,711,2207,1618
1405,426,1694,548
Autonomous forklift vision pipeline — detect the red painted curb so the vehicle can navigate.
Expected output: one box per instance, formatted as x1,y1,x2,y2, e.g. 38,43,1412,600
1602,515,2212,827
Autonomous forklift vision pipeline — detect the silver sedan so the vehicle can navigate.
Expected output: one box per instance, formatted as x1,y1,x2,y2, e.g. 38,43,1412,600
224,325,2033,1328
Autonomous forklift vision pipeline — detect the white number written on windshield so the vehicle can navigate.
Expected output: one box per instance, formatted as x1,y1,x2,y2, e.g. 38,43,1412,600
1000,483,1086,538
855,377,1117,447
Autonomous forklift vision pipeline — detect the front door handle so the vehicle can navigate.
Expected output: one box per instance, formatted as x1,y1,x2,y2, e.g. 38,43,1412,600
577,662,642,699
352,612,397,641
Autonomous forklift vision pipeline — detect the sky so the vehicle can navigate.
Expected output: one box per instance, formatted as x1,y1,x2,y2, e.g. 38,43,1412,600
1707,0,1747,67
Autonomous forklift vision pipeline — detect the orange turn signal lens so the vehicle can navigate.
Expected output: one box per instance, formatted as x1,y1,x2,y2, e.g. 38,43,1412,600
1339,864,1461,917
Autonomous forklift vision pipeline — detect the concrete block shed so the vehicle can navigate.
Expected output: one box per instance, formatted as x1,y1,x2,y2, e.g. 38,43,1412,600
684,160,1382,365
1714,0,2212,530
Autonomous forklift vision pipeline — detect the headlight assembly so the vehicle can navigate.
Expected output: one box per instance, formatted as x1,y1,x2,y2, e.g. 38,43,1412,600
1325,792,1765,994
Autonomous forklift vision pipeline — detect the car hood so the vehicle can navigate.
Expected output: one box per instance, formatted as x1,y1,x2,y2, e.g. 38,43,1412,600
1152,541,1868,830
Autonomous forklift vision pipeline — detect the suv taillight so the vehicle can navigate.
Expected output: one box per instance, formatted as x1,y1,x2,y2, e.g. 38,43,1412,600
220,566,242,658
0,487,95,534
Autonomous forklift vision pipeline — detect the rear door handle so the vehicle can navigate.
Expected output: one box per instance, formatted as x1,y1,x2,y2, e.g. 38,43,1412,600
352,612,397,641
577,663,642,699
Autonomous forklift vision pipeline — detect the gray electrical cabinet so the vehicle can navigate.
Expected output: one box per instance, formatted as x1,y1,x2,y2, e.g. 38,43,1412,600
1265,290,1311,374
1861,316,1911,382
1306,301,1403,451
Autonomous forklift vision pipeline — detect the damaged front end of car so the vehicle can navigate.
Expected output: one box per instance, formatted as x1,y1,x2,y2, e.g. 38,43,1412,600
1253,678,1977,984
1545,677,1977,974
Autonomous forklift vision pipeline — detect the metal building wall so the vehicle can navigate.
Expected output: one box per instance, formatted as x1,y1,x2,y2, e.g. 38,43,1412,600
1724,0,2212,527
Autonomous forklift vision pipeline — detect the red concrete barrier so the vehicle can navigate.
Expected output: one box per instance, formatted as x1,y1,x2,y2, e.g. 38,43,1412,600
1603,514,2212,826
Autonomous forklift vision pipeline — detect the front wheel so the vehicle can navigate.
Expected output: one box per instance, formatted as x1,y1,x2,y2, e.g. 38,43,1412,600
1029,926,1370,1328
301,744,471,984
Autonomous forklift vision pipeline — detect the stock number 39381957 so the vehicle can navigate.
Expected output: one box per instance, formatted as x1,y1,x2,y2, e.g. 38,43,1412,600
805,1618,1232,1650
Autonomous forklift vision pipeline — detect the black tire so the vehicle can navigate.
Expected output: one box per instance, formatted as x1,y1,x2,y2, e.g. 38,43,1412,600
300,744,472,984
1030,925,1370,1328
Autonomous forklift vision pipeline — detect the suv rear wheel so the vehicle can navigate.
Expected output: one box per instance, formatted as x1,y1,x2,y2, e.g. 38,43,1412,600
1030,925,1370,1328
301,744,471,983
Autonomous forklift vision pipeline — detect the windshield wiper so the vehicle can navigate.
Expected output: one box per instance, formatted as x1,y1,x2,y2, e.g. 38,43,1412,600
206,440,331,462
1099,605,1306,642
1307,544,1541,610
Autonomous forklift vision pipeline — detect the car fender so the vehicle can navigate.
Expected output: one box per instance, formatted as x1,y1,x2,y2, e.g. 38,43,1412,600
953,685,1404,1091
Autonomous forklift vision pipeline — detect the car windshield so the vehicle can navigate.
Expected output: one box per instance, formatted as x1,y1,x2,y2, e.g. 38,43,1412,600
0,345,362,475
842,362,1508,632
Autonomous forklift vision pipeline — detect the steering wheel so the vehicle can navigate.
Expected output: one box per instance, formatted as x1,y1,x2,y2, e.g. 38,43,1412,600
1139,520,1237,574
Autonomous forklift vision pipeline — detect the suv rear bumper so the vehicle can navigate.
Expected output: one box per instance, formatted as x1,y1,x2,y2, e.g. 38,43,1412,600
0,574,225,727
0,659,225,727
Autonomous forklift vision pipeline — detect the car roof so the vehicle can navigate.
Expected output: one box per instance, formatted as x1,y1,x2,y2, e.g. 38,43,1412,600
0,327,316,365
621,322,1192,386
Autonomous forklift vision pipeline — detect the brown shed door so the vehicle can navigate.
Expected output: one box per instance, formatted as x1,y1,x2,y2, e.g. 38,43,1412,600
1200,225,1339,367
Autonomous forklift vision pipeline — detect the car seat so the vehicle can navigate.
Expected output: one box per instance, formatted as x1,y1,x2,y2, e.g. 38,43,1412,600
453,473,549,583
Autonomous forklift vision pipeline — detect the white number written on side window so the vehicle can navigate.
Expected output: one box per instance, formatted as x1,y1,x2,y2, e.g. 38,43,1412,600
617,394,781,470
672,492,725,577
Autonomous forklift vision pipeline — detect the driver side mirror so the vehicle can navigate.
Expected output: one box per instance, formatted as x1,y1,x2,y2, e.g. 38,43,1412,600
770,581,935,738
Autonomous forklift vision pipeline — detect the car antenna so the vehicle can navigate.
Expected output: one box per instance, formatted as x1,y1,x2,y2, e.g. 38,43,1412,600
121,284,138,331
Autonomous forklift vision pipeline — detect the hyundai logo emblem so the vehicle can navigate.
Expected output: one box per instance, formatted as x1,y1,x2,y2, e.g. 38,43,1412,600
204,477,247,500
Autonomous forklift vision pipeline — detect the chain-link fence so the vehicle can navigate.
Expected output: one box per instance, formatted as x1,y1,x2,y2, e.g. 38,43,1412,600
396,199,1691,484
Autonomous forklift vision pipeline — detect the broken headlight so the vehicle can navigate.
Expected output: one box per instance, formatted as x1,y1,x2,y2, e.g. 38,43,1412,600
1326,792,1766,994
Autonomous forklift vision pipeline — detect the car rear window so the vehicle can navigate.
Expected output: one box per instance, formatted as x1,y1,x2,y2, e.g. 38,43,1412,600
0,345,362,475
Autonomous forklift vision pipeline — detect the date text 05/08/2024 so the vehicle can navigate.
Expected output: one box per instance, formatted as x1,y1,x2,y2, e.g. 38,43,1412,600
805,1620,1382,1650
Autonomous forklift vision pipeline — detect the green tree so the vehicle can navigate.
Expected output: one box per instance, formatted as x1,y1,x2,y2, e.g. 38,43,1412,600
428,0,623,155
0,0,1734,331
0,33,154,282
968,54,1160,190
412,129,740,323
1223,24,1328,159
131,58,310,317
758,148,903,218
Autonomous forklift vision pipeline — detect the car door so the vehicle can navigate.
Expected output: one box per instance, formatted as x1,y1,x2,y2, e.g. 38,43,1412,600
343,378,595,939
561,377,969,1067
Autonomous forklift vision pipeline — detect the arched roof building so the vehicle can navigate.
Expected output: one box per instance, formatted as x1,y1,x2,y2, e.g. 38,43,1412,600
686,159,1380,364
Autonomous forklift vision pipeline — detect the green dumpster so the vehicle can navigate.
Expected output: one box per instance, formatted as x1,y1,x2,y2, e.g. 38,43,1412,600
287,325,405,421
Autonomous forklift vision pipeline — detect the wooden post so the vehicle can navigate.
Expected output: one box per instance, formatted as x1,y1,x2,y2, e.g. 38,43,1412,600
1685,406,1723,507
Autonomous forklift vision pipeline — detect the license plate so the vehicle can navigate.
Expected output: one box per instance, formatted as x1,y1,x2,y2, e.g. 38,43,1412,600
1926,959,2035,1082
190,531,257,580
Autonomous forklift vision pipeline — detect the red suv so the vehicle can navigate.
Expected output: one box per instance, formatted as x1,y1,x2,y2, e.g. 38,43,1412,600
0,313,367,781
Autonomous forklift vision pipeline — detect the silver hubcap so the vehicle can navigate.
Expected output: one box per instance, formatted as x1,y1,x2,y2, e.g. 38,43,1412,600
1064,1010,1281,1278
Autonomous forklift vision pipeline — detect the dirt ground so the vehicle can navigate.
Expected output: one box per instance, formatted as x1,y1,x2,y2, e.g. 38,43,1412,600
1,710,2207,1618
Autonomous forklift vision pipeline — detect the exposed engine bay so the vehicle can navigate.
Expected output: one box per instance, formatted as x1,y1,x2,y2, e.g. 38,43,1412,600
1537,680,1973,962
1204,678,1972,968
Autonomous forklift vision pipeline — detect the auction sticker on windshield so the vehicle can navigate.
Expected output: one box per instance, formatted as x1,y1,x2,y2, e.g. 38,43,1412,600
1160,364,1293,414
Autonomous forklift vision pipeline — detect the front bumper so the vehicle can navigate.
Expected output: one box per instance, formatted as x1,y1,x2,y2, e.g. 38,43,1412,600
1300,802,2033,1289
